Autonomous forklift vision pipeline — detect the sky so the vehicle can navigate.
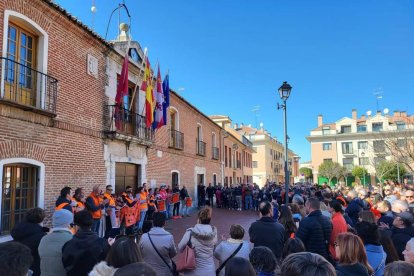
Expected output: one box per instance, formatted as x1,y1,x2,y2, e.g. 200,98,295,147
56,0,414,161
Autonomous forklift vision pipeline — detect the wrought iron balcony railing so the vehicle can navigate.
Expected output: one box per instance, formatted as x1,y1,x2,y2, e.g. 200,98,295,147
212,147,219,160
0,57,58,114
196,139,206,156
104,105,152,143
169,129,184,150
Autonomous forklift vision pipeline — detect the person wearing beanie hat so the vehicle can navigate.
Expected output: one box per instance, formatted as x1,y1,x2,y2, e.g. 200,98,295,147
38,209,74,276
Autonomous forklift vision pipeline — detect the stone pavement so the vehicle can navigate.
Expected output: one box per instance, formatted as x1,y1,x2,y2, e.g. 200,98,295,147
164,207,260,246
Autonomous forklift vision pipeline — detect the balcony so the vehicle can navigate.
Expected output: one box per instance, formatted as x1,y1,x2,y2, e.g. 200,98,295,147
212,147,219,160
104,105,152,145
0,57,58,115
169,129,184,150
196,139,206,156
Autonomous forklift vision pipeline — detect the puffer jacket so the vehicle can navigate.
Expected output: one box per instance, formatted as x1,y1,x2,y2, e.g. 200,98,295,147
89,261,117,276
178,224,217,276
296,210,333,261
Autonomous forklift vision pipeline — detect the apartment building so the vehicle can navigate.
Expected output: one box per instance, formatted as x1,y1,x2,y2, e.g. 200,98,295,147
209,116,254,185
236,125,299,187
307,109,414,184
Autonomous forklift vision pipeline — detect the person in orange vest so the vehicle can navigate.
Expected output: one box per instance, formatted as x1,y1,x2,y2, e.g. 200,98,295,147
121,186,138,207
55,186,74,213
146,188,158,221
73,188,85,213
86,185,108,234
136,184,149,232
103,185,117,238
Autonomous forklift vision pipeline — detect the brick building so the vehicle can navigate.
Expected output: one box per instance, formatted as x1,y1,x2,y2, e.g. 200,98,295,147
146,90,222,205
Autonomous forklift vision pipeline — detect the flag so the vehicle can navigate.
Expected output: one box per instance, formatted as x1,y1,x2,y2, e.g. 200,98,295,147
115,53,129,129
162,73,170,126
152,65,164,130
143,57,154,128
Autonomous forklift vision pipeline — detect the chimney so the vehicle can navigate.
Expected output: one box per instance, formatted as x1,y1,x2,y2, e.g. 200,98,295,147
234,123,238,129
394,110,401,117
377,111,382,116
360,115,366,121
317,114,323,127
401,111,407,117
352,109,357,120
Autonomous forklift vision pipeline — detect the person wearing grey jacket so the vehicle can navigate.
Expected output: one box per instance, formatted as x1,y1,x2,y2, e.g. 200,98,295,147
139,212,177,275
38,209,73,276
214,224,251,276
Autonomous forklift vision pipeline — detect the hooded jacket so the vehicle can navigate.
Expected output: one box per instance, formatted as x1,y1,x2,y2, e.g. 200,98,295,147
11,221,47,276
178,224,217,276
89,261,117,276
62,229,110,276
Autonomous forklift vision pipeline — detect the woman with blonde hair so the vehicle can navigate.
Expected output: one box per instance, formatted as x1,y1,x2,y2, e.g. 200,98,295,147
178,207,217,275
335,232,373,276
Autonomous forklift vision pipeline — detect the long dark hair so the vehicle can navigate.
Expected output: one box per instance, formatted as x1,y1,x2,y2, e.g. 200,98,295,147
279,205,297,239
379,231,400,264
106,237,142,268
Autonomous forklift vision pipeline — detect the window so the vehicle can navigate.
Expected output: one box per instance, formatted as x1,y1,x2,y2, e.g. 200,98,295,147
322,127,330,135
359,157,369,165
372,122,383,132
341,125,351,133
373,140,385,153
357,124,367,133
374,156,386,165
396,122,406,130
253,161,258,168
323,159,333,163
322,143,332,151
358,141,368,150
2,164,39,234
228,147,232,167
225,146,228,167
343,158,354,171
5,24,37,106
342,142,353,154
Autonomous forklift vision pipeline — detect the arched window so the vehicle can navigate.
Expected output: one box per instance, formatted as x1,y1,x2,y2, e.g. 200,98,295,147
171,171,180,188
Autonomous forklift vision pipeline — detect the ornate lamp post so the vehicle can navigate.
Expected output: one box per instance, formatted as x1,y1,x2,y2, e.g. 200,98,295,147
277,81,292,204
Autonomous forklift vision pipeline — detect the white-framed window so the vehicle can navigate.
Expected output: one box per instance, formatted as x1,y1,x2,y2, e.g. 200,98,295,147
358,141,368,150
342,142,353,154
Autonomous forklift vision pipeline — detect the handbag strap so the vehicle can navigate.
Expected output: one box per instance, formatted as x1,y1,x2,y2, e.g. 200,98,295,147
373,251,387,275
148,233,173,271
215,242,243,275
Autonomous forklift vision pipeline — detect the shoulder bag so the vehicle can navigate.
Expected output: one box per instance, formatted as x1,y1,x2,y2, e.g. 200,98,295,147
176,231,196,272
216,242,243,275
148,233,179,276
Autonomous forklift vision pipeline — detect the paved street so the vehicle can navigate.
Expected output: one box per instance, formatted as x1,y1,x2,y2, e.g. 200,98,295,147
165,207,260,246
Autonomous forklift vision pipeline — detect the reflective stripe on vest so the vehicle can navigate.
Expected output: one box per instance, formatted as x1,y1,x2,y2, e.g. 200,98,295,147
88,193,102,219
55,202,70,211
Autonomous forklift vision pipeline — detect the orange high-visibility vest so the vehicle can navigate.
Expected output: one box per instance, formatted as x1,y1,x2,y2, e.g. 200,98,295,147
185,197,192,207
55,202,74,213
157,200,166,212
87,193,102,219
122,192,134,205
104,192,116,206
148,195,156,207
139,192,148,210
172,193,179,204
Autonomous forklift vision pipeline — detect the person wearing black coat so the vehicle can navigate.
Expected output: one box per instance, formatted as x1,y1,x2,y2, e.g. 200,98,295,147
62,210,110,276
388,212,414,260
10,208,48,276
249,201,285,260
345,191,363,226
296,197,333,262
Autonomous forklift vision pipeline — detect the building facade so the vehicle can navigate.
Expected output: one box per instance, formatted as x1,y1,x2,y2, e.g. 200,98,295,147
307,109,414,184
209,116,254,185
146,91,222,206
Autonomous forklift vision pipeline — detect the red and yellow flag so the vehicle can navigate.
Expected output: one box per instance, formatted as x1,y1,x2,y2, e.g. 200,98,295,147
143,57,154,127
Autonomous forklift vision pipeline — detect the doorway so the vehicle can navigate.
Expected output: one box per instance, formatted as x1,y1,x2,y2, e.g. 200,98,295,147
115,163,141,195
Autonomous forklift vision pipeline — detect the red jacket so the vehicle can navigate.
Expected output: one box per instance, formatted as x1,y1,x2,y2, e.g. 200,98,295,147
120,204,140,227
329,212,348,259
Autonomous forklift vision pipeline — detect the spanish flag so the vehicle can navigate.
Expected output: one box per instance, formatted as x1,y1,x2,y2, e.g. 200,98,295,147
143,57,154,127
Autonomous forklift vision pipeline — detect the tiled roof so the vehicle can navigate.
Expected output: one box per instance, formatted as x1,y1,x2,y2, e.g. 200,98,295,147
311,123,336,131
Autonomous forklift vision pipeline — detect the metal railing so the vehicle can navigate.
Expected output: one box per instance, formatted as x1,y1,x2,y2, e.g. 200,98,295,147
212,147,219,160
196,139,206,156
169,129,184,150
0,57,57,114
105,105,152,141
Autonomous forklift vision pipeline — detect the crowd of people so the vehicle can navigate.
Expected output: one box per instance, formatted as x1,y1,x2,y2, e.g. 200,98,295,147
2,179,414,276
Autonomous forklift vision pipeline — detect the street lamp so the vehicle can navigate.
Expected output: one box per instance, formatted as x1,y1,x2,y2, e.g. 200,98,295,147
361,152,366,187
277,81,292,204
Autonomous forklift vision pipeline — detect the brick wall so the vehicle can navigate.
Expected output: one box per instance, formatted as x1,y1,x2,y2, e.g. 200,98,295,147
0,0,108,225
147,92,222,201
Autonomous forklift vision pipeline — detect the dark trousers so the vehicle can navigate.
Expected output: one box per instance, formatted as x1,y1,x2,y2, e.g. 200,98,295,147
104,216,112,238
92,218,100,234
208,196,214,207
173,202,180,216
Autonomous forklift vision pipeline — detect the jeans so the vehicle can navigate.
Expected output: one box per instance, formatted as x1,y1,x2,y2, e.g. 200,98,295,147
236,196,242,210
173,202,180,216
91,219,100,234
245,195,252,210
180,200,189,216
167,204,174,219
138,210,147,230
